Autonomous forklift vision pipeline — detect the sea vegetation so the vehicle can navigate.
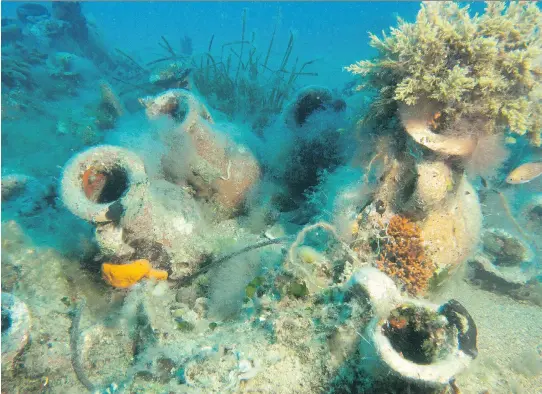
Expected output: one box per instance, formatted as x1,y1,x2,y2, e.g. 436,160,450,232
344,1,531,292
190,9,319,128
110,10,318,130
3,2,540,393
346,1,542,146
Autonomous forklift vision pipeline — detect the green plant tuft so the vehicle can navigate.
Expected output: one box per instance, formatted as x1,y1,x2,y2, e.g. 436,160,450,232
346,1,542,146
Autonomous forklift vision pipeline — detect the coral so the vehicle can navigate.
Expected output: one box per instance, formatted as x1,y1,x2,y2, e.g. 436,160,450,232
376,215,436,295
346,2,542,146
101,259,168,289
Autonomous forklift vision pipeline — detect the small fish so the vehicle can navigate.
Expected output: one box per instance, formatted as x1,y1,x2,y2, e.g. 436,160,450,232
506,162,542,184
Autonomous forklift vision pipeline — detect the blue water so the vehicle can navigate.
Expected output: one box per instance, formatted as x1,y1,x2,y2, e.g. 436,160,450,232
1,2,541,393
2,1,424,87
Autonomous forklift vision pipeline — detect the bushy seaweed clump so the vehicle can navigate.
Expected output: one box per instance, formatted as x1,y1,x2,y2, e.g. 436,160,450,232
346,2,542,146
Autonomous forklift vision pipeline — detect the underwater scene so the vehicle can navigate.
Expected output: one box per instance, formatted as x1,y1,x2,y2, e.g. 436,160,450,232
1,1,542,393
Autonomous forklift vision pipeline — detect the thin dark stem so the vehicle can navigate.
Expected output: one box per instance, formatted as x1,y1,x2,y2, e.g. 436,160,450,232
146,56,175,66
161,36,177,57
263,23,276,70
235,8,247,86
208,34,215,52
278,32,294,72
115,49,146,72
177,236,292,286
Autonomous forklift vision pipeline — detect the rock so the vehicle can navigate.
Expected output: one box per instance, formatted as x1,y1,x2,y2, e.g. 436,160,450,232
467,250,540,305
523,194,542,233
95,223,135,258
179,346,239,390
79,323,135,387
1,174,30,201
482,228,533,266
149,61,190,87
284,86,345,128
1,174,49,216
27,18,67,41
469,254,526,291
16,3,49,24
46,52,84,79
51,2,88,41
1,293,31,374
1,18,22,43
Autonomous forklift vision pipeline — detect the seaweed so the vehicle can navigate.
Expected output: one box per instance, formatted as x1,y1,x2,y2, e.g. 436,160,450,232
191,10,319,124
114,48,146,73
346,1,542,146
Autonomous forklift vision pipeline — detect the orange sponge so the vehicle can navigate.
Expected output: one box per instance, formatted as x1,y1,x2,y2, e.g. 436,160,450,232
146,268,168,281
376,215,436,295
102,259,168,288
